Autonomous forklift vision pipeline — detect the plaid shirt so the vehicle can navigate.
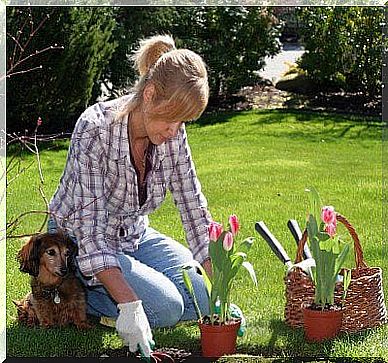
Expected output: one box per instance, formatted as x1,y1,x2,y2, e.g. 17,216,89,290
49,96,212,286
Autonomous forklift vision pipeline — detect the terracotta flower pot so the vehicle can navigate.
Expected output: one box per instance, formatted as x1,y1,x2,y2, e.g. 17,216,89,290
198,319,241,357
303,304,343,342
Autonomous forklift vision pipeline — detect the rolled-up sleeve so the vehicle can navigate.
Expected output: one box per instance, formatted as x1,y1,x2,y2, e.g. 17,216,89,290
66,116,121,282
169,126,212,263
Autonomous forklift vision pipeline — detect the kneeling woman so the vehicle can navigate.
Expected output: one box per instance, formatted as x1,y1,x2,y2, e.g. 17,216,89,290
49,34,213,356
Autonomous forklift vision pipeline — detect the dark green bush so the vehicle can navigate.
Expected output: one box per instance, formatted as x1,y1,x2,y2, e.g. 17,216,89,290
103,7,282,100
7,7,117,134
297,7,383,98
174,7,282,99
7,7,282,133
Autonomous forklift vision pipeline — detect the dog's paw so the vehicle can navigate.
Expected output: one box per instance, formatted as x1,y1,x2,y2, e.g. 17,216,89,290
75,321,93,330
40,320,54,329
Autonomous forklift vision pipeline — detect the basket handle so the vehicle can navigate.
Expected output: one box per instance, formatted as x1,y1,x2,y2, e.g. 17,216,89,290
295,213,368,269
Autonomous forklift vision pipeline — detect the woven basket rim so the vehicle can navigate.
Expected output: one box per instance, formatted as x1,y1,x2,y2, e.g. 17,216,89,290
285,266,383,277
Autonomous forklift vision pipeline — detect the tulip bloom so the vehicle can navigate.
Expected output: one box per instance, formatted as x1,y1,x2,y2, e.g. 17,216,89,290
228,214,239,236
209,222,223,241
223,232,234,251
321,206,336,225
325,222,337,237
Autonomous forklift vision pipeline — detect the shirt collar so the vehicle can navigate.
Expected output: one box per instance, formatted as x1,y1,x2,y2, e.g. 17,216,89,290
99,98,166,164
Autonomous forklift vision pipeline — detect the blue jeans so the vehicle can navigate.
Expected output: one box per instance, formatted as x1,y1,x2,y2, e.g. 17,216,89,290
48,220,209,328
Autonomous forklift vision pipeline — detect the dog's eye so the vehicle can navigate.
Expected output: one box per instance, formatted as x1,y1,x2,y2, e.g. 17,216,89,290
46,249,56,256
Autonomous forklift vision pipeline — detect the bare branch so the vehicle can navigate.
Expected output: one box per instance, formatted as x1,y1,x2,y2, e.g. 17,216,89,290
6,160,35,187
25,9,54,50
6,32,24,53
7,209,51,232
7,8,62,81
11,11,30,67
7,45,64,76
5,65,43,79
38,186,49,233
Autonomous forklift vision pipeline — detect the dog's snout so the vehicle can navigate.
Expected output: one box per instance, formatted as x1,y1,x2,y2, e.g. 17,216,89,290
58,267,68,276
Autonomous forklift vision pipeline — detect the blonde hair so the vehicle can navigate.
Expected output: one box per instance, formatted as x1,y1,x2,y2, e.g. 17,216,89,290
120,34,209,122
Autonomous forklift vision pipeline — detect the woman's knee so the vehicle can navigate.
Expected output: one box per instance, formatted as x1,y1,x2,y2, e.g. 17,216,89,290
147,293,184,328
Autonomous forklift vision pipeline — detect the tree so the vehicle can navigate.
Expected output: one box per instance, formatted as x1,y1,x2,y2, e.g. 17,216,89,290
175,7,282,99
103,7,282,100
7,7,283,133
6,7,118,133
297,7,383,98
97,7,179,99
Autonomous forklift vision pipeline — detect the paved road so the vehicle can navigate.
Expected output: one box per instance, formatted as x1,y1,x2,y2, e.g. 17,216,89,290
258,43,305,84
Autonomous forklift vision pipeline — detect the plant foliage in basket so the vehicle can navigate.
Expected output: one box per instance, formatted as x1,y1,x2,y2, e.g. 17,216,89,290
305,187,352,309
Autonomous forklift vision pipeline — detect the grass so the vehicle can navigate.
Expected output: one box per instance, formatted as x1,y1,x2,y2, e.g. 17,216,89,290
6,109,387,359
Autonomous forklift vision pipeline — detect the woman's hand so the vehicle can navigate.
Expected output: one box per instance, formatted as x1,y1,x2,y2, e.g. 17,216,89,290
201,258,212,278
96,268,154,358
116,300,154,358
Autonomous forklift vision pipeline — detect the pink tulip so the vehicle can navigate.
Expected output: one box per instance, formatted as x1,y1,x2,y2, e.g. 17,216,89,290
223,231,234,251
321,206,336,225
209,222,223,242
37,117,42,126
325,222,337,237
228,214,239,236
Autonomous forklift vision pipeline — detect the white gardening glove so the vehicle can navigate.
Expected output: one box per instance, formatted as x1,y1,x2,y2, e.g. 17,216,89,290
115,300,153,358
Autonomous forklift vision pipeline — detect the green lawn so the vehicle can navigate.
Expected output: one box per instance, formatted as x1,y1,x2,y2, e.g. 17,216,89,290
6,109,387,359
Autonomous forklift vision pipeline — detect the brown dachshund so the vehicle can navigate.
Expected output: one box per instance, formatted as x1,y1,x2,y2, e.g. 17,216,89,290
14,231,91,329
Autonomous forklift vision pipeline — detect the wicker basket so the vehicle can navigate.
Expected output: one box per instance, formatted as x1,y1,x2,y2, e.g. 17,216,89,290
285,214,387,333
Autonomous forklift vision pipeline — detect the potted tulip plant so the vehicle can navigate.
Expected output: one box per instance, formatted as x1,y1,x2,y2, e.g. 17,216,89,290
302,187,351,342
182,214,257,357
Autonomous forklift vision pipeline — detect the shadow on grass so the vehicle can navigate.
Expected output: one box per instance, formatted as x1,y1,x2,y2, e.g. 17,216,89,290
6,318,116,357
250,108,381,125
250,110,382,142
236,319,307,358
196,111,239,127
237,318,380,360
197,108,381,136
7,138,70,157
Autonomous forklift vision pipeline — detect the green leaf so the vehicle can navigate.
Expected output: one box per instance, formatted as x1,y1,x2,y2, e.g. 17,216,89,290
236,237,254,254
333,243,350,279
209,231,227,271
317,231,330,241
242,261,258,286
343,269,352,290
306,186,323,225
231,251,247,262
181,267,195,296
341,268,352,306
307,214,319,242
332,236,340,254
181,268,203,320
228,252,246,282
181,260,212,298
319,239,333,252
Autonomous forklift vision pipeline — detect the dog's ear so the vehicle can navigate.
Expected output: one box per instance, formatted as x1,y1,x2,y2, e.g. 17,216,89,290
17,235,42,277
12,299,22,308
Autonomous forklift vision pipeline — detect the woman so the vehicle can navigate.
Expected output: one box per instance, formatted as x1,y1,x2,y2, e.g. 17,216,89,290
48,35,212,357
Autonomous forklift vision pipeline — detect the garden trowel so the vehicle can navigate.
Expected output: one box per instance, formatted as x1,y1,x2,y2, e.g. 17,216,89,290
287,219,313,278
255,221,293,270
255,221,315,277
287,219,313,260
